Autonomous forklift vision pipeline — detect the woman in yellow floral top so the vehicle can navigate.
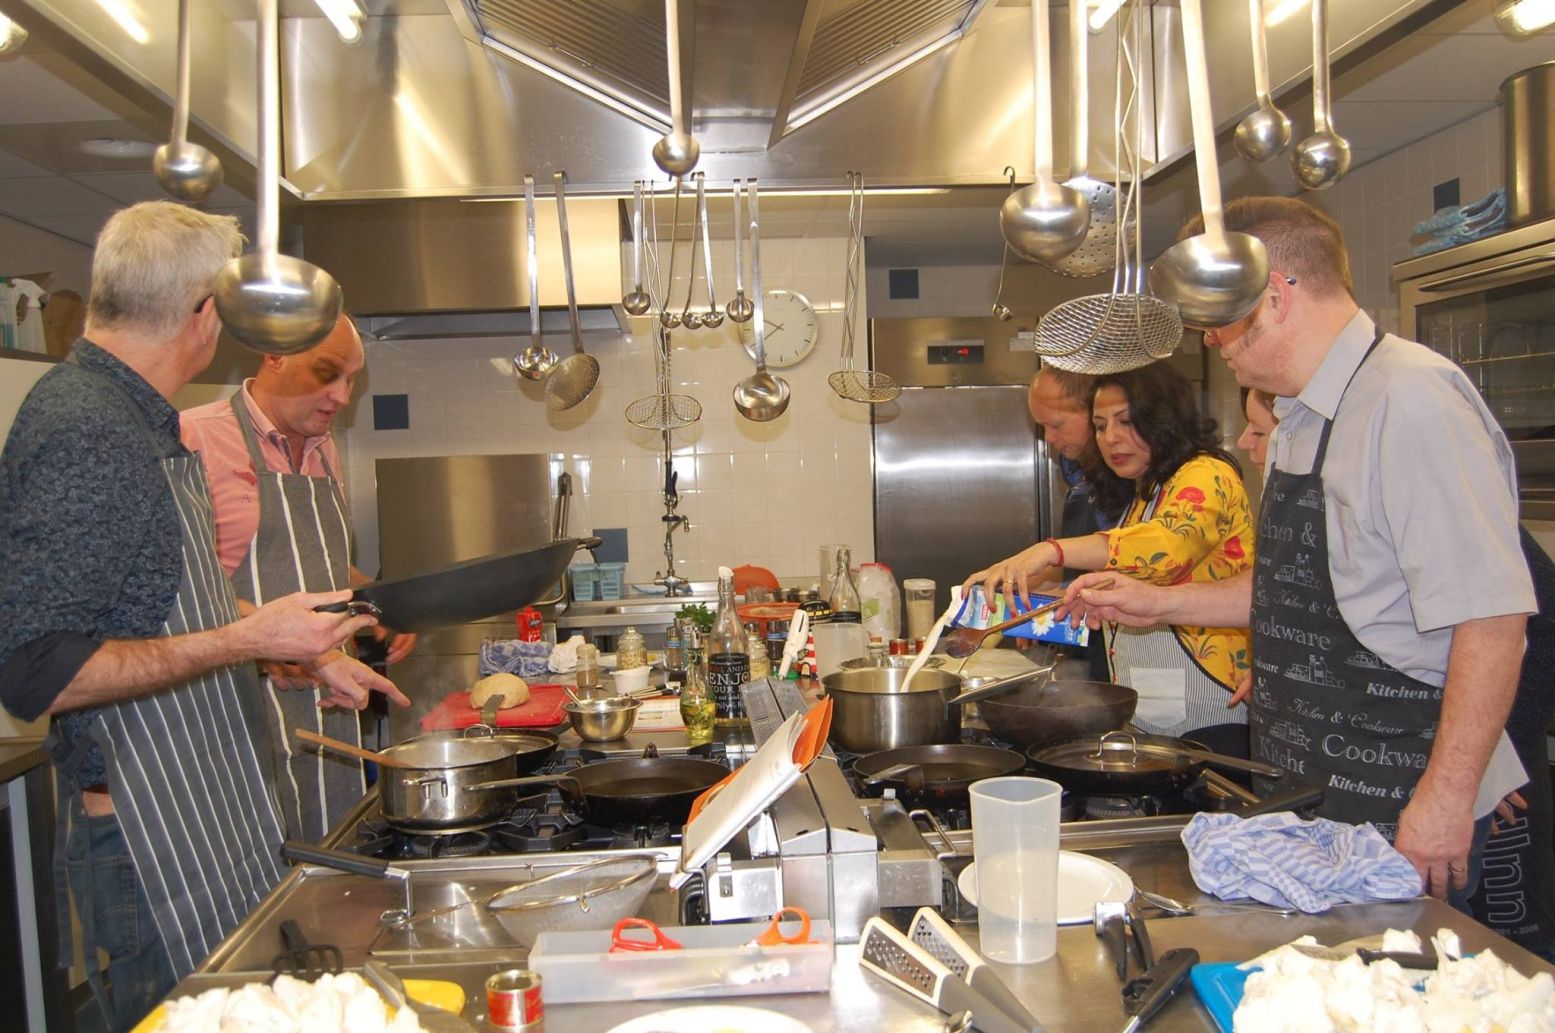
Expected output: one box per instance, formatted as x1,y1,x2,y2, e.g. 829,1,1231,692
966,362,1254,754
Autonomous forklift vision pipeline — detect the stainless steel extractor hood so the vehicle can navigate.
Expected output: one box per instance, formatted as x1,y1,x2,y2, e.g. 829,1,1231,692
301,196,629,333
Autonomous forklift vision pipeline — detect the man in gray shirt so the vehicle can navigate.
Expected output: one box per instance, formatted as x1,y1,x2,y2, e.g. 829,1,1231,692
1063,197,1533,902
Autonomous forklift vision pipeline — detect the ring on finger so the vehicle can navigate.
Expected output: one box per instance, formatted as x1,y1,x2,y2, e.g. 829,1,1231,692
1447,862,1466,874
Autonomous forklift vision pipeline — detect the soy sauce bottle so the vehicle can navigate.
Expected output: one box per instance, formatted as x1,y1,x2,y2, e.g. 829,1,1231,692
707,568,750,728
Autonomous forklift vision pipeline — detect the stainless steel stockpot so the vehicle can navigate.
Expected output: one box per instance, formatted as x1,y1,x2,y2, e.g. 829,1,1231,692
821,666,962,752
377,737,519,833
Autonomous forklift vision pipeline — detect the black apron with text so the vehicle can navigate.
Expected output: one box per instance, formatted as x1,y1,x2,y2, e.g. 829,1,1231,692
1249,335,1441,840
70,364,287,980
226,394,363,843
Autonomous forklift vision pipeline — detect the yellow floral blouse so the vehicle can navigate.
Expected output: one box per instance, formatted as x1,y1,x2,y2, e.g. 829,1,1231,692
1102,454,1254,690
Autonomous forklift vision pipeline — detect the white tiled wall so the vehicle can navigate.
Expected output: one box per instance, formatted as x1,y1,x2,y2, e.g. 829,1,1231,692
1304,106,1503,336
336,235,875,587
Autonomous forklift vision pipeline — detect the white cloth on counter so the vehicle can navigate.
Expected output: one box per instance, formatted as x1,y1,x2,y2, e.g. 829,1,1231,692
1181,811,1422,914
548,634,587,673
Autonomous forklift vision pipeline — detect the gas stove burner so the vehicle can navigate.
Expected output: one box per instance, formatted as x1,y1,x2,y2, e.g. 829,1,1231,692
617,824,678,849
1082,794,1167,820
406,829,493,859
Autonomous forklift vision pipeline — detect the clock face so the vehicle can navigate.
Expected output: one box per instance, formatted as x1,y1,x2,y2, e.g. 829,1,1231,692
739,288,819,368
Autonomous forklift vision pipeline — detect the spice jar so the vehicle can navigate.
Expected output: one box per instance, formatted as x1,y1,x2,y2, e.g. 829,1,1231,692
616,626,648,672
575,643,601,692
745,622,771,680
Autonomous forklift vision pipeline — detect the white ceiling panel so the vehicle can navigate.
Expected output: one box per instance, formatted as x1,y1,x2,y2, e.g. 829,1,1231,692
72,171,253,207
0,55,125,125
17,210,113,245
0,175,122,217
0,145,53,178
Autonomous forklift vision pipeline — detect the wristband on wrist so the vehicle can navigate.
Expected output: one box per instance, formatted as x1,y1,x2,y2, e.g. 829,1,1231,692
1044,537,1065,569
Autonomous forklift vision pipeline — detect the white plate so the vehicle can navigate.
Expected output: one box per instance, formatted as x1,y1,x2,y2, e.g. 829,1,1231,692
598,651,665,670
958,851,1134,925
604,1005,814,1033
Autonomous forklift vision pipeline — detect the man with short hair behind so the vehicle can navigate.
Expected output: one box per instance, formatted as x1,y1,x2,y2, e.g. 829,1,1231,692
1063,196,1534,902
0,201,393,1031
182,313,414,842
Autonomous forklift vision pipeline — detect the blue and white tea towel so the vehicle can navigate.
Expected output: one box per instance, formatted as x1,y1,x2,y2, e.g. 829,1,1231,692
479,639,525,677
1181,811,1422,913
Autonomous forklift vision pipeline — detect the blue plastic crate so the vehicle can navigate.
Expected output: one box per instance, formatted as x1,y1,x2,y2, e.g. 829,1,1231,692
597,562,627,601
571,563,600,602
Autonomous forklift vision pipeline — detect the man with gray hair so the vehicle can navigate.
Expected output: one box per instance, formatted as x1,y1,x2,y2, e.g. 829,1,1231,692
0,202,391,1031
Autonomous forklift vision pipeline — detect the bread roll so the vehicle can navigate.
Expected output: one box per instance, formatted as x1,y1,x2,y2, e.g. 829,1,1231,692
470,673,530,710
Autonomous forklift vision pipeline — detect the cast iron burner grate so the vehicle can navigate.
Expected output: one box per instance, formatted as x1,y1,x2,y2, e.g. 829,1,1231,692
351,821,494,860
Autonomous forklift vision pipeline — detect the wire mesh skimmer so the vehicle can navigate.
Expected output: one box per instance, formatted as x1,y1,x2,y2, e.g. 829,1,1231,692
1034,0,1182,375
626,177,703,430
829,172,900,403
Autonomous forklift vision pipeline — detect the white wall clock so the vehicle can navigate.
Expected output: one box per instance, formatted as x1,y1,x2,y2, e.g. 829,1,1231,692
738,288,819,369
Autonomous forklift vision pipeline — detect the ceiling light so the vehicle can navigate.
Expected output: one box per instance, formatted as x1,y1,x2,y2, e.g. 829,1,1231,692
0,13,28,54
1087,0,1124,32
1495,0,1555,35
314,0,364,45
94,0,150,44
1265,0,1310,27
79,137,158,158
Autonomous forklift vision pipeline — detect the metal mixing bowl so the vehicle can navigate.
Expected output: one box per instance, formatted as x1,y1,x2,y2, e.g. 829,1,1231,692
564,697,642,741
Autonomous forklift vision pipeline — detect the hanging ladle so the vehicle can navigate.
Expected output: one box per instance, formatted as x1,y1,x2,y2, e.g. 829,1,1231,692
1146,0,1269,331
623,181,652,316
214,0,341,355
1000,0,1090,266
732,179,790,422
725,180,755,323
1233,0,1293,162
1291,0,1351,191
543,172,602,411
515,174,558,381
153,0,223,204
651,0,699,177
696,172,724,328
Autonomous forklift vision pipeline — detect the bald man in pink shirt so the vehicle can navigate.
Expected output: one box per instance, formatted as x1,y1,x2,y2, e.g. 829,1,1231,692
182,314,413,840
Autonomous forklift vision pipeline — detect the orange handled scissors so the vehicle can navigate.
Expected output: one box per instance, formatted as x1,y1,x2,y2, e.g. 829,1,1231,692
751,906,813,946
610,917,683,952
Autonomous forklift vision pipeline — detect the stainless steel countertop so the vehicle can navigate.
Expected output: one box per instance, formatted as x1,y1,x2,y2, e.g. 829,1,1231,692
180,827,1555,1032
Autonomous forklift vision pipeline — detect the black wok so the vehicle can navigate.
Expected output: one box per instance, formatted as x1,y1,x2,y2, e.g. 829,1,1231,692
479,746,729,828
1027,732,1281,797
323,537,601,633
977,680,1137,748
852,744,1027,809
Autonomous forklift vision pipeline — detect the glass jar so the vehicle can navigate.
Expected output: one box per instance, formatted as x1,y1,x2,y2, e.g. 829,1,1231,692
575,642,601,692
616,626,648,672
745,623,771,681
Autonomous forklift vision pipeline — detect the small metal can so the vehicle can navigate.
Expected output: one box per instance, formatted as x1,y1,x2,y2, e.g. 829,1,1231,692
486,969,543,1030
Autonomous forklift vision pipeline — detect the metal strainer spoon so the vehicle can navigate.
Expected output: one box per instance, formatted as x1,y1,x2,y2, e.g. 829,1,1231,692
991,167,1017,321
153,0,223,204
732,180,790,422
1051,0,1118,279
543,172,601,411
514,174,557,381
829,171,900,404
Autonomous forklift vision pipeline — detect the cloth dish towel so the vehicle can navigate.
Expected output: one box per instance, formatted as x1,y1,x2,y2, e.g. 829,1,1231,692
1411,187,1507,255
548,634,587,673
1181,811,1423,913
479,639,524,677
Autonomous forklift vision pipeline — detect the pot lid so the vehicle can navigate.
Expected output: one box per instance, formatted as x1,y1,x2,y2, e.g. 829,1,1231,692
1030,733,1208,774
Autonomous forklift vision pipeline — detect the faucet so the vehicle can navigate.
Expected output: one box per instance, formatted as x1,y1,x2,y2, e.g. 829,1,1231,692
652,452,693,597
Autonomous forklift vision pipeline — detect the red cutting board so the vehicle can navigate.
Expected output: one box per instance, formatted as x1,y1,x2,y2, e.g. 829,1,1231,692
419,683,569,732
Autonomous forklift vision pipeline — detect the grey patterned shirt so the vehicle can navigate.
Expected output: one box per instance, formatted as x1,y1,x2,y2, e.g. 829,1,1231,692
0,340,186,785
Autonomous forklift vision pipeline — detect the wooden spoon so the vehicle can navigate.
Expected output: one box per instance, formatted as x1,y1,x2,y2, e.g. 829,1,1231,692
295,728,411,768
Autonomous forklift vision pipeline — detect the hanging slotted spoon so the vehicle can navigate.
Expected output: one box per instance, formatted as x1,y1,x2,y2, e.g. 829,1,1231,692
1036,0,1183,374
732,179,791,422
626,178,702,430
1050,0,1118,279
830,172,900,404
514,174,558,382
543,172,601,411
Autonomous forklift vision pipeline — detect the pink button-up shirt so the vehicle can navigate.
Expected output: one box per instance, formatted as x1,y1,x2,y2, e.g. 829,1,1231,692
181,382,345,577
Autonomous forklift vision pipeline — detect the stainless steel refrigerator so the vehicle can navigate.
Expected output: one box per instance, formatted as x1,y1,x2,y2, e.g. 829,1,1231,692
869,317,1057,618
375,453,559,740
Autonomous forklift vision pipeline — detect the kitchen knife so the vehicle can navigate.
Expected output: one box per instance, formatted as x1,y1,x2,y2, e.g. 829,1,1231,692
1119,947,1199,1033
1290,943,1438,968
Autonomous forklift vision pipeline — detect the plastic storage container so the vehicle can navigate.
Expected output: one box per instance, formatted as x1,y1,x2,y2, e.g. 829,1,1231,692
529,920,834,1003
597,562,627,601
856,562,901,642
571,563,600,602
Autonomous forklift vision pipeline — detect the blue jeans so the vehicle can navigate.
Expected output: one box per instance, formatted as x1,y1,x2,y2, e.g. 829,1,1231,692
64,801,176,1033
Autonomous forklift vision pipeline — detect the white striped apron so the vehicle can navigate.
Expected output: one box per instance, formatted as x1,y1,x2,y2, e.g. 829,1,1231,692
1104,488,1246,738
90,448,287,979
225,394,363,844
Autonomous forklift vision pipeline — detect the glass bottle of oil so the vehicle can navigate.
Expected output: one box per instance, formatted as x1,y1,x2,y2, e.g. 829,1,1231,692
679,659,715,744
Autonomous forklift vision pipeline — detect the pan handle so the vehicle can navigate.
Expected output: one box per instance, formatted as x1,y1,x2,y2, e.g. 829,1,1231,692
281,841,401,879
466,774,583,794
313,599,383,619
1237,784,1324,818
